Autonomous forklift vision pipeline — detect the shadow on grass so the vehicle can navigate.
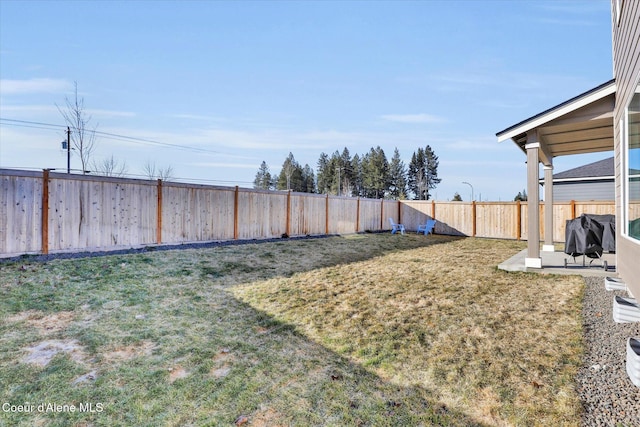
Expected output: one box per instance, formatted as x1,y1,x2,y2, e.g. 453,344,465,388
188,233,465,287
0,234,491,426
192,296,491,426
0,288,488,427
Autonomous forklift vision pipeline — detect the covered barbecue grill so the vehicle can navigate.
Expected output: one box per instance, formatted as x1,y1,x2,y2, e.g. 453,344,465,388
564,213,615,268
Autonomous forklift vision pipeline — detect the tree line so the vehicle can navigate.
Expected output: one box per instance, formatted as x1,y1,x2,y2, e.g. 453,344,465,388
254,145,441,200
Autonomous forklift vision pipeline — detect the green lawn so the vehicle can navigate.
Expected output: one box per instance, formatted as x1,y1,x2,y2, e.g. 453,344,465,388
0,234,584,426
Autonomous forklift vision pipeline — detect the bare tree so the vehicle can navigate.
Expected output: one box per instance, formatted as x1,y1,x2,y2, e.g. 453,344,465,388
143,160,174,181
158,165,174,181
142,160,157,180
57,82,96,174
92,155,128,177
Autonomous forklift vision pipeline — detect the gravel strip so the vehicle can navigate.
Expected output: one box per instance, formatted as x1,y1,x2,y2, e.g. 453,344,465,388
578,276,640,426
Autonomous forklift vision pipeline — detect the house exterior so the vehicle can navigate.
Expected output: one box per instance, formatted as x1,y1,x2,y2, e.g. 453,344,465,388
496,1,638,297
612,0,640,295
541,156,639,202
545,157,616,202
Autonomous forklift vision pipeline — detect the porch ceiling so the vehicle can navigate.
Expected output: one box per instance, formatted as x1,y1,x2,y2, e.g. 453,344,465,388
497,80,616,160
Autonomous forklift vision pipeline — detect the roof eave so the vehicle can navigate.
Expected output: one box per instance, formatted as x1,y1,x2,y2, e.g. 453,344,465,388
496,79,616,143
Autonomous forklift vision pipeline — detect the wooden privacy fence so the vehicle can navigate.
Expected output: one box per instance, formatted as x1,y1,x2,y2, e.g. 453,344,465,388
401,200,639,242
1,168,633,256
0,169,401,256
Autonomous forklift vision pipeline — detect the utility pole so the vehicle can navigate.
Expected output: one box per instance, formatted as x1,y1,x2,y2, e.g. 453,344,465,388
66,126,71,174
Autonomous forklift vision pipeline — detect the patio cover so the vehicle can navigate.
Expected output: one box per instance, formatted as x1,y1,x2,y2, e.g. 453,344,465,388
496,79,616,268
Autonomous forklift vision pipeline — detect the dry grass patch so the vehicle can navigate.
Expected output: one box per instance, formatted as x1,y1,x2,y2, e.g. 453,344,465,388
102,340,156,363
6,310,75,335
232,237,584,426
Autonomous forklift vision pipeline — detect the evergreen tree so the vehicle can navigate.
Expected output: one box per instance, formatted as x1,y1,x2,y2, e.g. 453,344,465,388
333,147,353,196
407,150,424,199
253,161,273,190
327,151,340,195
407,145,441,200
388,147,407,199
361,146,389,199
514,189,528,201
302,164,316,193
452,192,463,201
316,152,331,194
424,145,441,198
277,153,304,191
351,153,363,197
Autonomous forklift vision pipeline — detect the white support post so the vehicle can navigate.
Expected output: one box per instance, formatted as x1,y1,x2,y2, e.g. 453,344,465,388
525,136,542,269
543,164,555,252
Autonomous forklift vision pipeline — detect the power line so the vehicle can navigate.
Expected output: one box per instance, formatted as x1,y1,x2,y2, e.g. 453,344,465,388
0,118,62,132
0,117,260,186
0,117,228,156
0,165,255,186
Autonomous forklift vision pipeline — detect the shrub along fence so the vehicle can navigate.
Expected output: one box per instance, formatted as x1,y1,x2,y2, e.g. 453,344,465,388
0,168,629,256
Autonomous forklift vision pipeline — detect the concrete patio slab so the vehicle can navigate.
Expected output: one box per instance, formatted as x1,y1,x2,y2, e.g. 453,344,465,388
498,249,617,277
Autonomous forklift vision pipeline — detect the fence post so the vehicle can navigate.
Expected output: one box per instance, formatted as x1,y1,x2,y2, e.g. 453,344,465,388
234,186,239,240
570,199,576,219
156,179,163,244
380,199,384,230
472,201,477,237
325,194,329,235
286,190,291,236
516,200,521,240
41,169,49,254
431,199,435,219
356,197,360,233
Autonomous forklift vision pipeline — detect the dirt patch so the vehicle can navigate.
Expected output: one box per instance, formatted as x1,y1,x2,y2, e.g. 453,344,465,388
213,348,232,362
251,407,285,427
211,365,231,379
72,370,98,385
168,365,189,383
102,340,156,363
210,349,235,379
6,310,75,335
22,339,86,367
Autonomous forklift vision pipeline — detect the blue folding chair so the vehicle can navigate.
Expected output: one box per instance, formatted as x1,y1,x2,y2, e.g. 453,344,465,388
417,219,436,235
389,218,405,235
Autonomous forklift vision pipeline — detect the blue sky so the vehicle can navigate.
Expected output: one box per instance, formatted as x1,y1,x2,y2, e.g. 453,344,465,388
0,0,613,200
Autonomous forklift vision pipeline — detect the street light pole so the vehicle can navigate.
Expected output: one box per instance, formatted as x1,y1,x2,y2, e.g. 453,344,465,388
66,126,71,174
462,181,474,202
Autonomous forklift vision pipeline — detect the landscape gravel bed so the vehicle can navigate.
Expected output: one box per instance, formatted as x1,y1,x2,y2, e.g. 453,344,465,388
578,276,640,426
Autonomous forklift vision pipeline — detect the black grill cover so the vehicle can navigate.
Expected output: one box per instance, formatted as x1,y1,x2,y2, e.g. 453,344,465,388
564,214,607,258
586,214,616,252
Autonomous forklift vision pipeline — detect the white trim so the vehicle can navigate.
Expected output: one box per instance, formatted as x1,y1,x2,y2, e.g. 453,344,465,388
542,245,555,252
623,116,628,233
525,257,542,268
552,176,615,183
622,89,640,247
497,82,617,143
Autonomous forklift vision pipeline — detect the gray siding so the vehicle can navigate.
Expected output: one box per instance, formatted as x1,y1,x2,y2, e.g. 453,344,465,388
613,0,640,296
553,180,615,201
